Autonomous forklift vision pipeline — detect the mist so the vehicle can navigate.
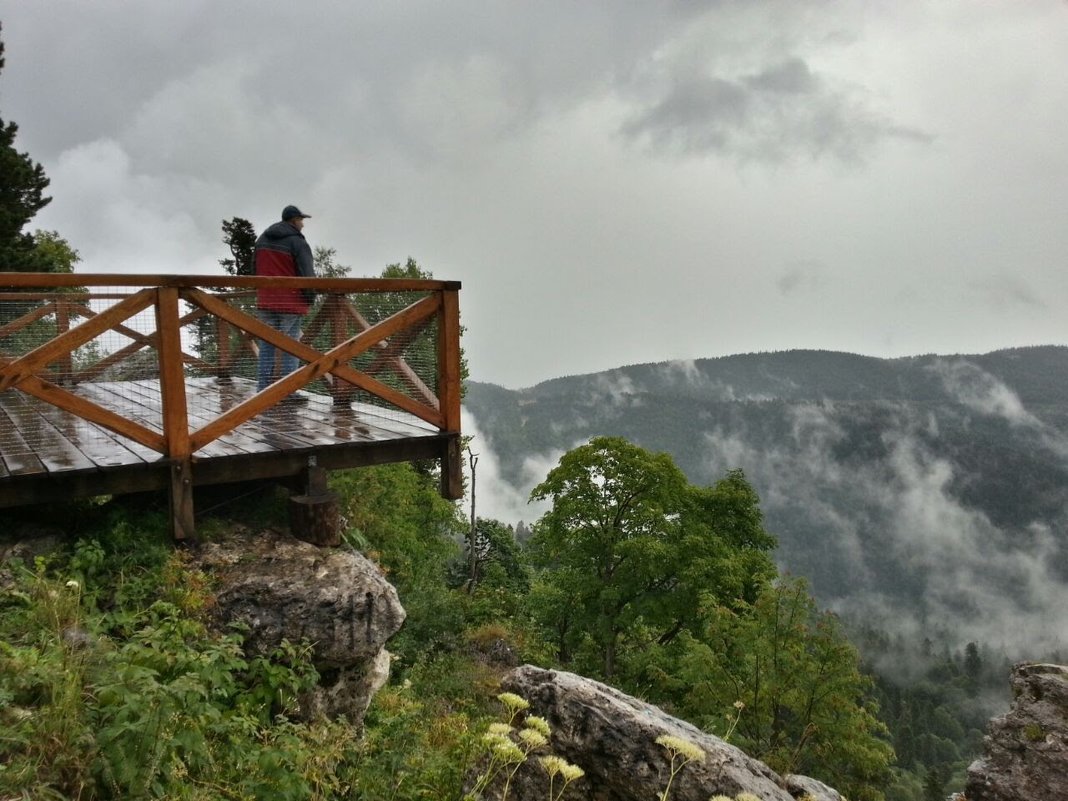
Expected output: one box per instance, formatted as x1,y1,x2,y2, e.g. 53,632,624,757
462,352,1068,661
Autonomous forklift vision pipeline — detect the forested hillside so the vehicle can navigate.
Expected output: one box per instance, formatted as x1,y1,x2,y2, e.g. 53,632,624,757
465,346,1068,658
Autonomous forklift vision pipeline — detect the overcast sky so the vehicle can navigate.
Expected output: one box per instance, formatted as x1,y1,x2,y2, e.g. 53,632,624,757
2,1,1065,388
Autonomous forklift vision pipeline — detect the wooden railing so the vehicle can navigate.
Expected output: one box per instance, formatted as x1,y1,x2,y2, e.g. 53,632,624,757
0,273,462,534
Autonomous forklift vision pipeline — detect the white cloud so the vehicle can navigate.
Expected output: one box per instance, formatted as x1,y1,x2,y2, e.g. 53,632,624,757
460,407,554,527
702,400,1068,653
928,359,1038,426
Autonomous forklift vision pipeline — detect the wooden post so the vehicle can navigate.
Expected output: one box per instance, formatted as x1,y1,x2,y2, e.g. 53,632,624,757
156,287,195,540
216,312,232,380
169,459,196,542
288,456,341,547
54,298,73,385
328,294,355,406
437,288,463,500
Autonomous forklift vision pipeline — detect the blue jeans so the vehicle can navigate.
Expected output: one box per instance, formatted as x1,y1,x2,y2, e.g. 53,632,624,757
257,311,303,391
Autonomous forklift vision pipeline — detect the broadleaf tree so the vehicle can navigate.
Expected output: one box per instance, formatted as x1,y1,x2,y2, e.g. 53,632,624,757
671,577,895,801
527,436,776,679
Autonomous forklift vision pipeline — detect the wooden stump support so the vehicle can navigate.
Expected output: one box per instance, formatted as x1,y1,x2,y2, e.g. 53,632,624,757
288,457,342,547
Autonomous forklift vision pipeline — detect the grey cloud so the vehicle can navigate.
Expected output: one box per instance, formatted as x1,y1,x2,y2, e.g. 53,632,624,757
621,56,931,163
970,275,1047,311
742,57,818,94
2,1,1064,388
777,260,828,296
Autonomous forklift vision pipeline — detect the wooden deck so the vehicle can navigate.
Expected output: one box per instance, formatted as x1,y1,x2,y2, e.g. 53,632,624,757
0,376,453,508
0,274,463,538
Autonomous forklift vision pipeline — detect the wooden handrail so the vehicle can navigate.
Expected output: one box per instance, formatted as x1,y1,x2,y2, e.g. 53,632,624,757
0,273,463,459
0,273,460,291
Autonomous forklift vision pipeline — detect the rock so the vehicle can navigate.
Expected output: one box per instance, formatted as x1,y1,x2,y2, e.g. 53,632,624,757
783,773,845,801
0,525,67,591
193,526,405,722
494,664,810,801
0,525,66,565
965,662,1068,801
301,649,392,722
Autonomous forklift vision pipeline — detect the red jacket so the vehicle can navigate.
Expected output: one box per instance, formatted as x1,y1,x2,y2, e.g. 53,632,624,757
255,221,315,314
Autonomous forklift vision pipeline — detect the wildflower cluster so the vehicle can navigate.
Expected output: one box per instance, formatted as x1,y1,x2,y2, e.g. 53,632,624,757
722,700,745,742
467,694,584,801
655,734,706,801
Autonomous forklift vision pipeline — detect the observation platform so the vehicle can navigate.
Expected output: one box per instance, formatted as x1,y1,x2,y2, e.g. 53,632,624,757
0,273,463,539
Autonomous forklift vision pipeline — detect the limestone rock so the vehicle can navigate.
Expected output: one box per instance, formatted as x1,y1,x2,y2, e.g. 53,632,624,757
0,525,67,591
193,526,405,721
965,662,1068,801
495,664,814,801
783,774,845,801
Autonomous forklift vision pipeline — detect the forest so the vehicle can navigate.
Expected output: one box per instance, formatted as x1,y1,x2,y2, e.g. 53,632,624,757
463,349,1068,657
0,438,1021,800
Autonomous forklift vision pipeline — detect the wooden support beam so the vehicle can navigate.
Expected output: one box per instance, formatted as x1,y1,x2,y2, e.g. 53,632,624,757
289,455,341,547
169,458,196,542
156,287,194,540
440,434,463,501
54,300,72,385
438,288,463,500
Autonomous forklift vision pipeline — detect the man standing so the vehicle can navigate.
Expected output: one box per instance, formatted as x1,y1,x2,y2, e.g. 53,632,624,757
255,204,315,394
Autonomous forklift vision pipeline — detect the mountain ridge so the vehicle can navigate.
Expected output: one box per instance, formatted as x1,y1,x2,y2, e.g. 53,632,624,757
463,345,1068,654
484,345,1068,404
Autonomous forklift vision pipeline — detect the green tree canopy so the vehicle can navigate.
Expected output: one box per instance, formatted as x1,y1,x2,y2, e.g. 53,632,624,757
461,517,528,593
528,436,776,678
672,577,895,801
314,246,351,278
0,24,54,273
31,230,79,274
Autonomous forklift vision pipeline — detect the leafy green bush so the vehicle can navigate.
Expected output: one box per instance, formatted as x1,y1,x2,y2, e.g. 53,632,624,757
0,521,354,799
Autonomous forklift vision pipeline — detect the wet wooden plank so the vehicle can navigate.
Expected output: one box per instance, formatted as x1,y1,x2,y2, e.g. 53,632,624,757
29,389,157,468
0,375,449,510
34,412,149,469
184,377,314,455
0,388,154,473
350,400,439,437
182,376,401,451
0,400,43,476
77,381,163,436
86,378,245,458
0,390,97,474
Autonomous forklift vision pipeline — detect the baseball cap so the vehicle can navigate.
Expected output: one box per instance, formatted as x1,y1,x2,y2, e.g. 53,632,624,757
282,205,312,220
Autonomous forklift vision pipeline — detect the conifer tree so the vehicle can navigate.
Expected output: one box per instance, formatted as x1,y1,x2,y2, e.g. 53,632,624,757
219,217,256,275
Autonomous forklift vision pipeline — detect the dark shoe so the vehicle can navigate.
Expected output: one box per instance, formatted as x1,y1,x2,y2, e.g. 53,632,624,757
279,394,310,406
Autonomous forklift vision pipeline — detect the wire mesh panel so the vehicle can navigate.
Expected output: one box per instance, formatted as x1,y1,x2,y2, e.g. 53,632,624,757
0,285,165,470
0,275,458,473
181,281,443,433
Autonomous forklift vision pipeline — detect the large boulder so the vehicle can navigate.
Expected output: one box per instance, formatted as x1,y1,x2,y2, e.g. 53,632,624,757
193,526,405,722
492,664,841,801
966,662,1068,801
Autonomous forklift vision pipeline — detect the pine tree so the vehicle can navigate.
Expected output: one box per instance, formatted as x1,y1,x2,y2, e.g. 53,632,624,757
0,24,54,273
219,217,256,275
